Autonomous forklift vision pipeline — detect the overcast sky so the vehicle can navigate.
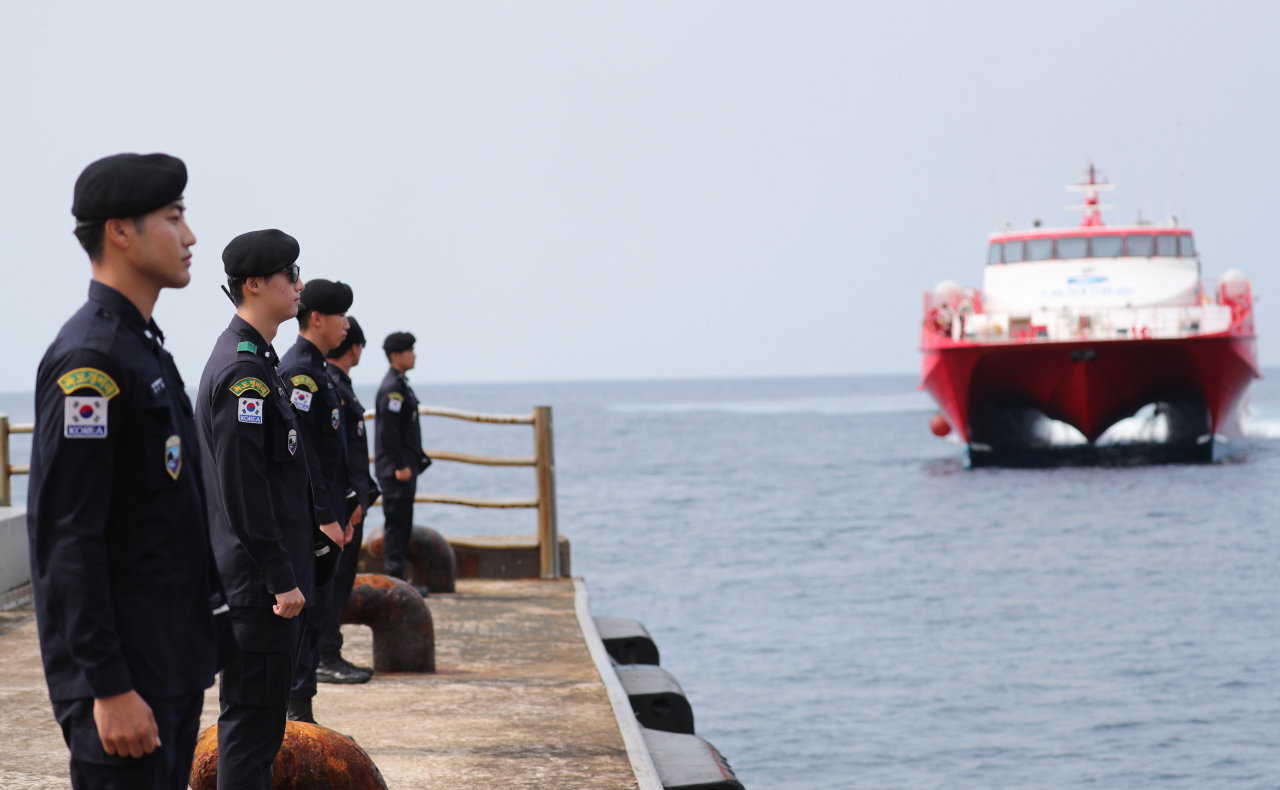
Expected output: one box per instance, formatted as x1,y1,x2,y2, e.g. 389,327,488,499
1,1,1276,389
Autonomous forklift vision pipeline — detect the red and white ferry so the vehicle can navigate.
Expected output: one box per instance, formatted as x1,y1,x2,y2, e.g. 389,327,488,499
921,164,1259,465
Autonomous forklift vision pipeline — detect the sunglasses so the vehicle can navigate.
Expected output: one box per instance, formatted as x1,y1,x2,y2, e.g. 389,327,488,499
276,264,301,284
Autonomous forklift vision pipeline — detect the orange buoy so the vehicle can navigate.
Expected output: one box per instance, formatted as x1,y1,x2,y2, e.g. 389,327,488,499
929,413,951,437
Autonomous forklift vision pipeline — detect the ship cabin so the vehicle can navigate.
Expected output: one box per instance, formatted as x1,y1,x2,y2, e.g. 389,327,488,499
986,226,1197,266
924,223,1250,346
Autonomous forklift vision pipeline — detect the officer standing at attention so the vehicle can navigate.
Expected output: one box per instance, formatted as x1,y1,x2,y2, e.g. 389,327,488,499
374,332,432,590
279,279,368,725
27,153,229,790
321,317,381,682
196,230,345,790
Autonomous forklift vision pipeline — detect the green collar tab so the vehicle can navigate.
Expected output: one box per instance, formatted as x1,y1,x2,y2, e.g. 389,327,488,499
237,341,258,354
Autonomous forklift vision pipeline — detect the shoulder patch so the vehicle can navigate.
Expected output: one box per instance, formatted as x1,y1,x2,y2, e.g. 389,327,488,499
291,374,319,393
64,396,108,438
230,377,270,397
236,341,258,354
57,368,120,400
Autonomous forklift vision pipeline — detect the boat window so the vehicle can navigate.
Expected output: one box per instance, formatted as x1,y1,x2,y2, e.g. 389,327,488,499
1026,238,1054,260
1179,235,1196,256
1057,236,1088,259
1126,235,1155,256
1156,234,1178,256
987,243,1003,265
1003,240,1025,263
1091,236,1124,258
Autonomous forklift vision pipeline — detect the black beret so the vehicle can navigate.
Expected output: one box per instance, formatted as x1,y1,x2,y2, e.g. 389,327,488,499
300,279,353,315
223,229,299,278
72,153,187,224
383,332,416,354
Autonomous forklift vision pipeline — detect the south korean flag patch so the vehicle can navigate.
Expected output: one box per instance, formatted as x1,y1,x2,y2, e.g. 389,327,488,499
238,397,264,424
64,396,107,438
292,388,313,412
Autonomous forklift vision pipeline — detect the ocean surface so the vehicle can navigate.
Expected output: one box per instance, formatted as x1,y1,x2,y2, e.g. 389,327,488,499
4,371,1280,789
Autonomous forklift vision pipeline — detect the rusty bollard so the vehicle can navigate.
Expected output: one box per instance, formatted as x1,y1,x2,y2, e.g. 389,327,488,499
342,574,435,673
190,721,389,790
360,524,457,593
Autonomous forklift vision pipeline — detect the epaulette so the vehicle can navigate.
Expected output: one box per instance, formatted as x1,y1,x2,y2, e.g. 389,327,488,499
237,341,258,354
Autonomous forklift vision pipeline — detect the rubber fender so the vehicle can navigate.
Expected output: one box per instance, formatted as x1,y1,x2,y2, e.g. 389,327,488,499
594,616,660,665
642,727,744,790
615,665,694,734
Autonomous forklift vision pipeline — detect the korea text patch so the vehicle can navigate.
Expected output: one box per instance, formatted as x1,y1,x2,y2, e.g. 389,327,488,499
238,397,264,424
64,396,107,438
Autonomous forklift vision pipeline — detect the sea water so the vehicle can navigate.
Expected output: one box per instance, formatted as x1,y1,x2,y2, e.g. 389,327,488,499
3,372,1278,789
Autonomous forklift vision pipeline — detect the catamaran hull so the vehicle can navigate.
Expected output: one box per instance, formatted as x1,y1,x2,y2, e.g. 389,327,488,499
921,335,1258,466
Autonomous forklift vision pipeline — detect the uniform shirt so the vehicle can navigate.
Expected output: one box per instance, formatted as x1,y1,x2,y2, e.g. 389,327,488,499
374,367,430,498
329,366,379,513
27,281,222,701
279,337,348,527
196,316,316,609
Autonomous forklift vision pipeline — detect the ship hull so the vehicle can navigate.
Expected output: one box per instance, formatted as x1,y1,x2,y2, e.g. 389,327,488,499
921,335,1258,466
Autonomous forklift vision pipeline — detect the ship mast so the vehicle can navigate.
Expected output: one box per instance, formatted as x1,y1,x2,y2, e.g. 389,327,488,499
1065,161,1115,227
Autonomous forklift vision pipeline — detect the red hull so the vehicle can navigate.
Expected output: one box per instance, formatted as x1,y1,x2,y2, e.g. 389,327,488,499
921,333,1258,454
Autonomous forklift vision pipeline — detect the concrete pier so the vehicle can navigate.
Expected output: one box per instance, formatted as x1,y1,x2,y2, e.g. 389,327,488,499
0,578,651,789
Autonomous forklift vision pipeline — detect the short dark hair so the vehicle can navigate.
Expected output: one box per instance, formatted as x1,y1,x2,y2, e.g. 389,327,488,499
296,307,315,330
74,216,149,262
226,278,246,307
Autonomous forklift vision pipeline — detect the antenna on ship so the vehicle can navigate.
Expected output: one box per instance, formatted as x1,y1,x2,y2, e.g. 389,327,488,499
1177,118,1188,226
1065,160,1115,227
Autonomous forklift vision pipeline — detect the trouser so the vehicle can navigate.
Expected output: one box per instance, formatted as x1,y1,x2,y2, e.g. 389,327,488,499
381,496,414,580
290,580,328,700
52,691,203,790
320,517,364,654
217,607,305,790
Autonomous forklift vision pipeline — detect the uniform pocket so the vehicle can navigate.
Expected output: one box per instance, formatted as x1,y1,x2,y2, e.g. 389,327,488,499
117,406,181,491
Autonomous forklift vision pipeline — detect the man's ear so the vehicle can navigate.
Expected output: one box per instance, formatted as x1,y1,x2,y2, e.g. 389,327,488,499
102,218,133,253
243,276,260,296
311,311,325,330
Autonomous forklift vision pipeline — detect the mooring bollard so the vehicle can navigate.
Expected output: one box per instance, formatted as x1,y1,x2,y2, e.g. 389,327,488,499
342,574,436,672
360,524,458,593
190,721,389,790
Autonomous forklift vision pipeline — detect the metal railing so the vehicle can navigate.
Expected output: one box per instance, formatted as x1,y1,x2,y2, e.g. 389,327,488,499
0,416,32,510
0,404,561,580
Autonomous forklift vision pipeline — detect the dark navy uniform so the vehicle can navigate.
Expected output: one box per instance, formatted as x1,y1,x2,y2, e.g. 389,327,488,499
196,316,329,790
374,367,431,579
28,281,226,789
279,336,349,701
321,363,380,657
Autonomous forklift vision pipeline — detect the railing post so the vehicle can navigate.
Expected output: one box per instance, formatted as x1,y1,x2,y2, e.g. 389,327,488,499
533,406,560,579
0,415,9,508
